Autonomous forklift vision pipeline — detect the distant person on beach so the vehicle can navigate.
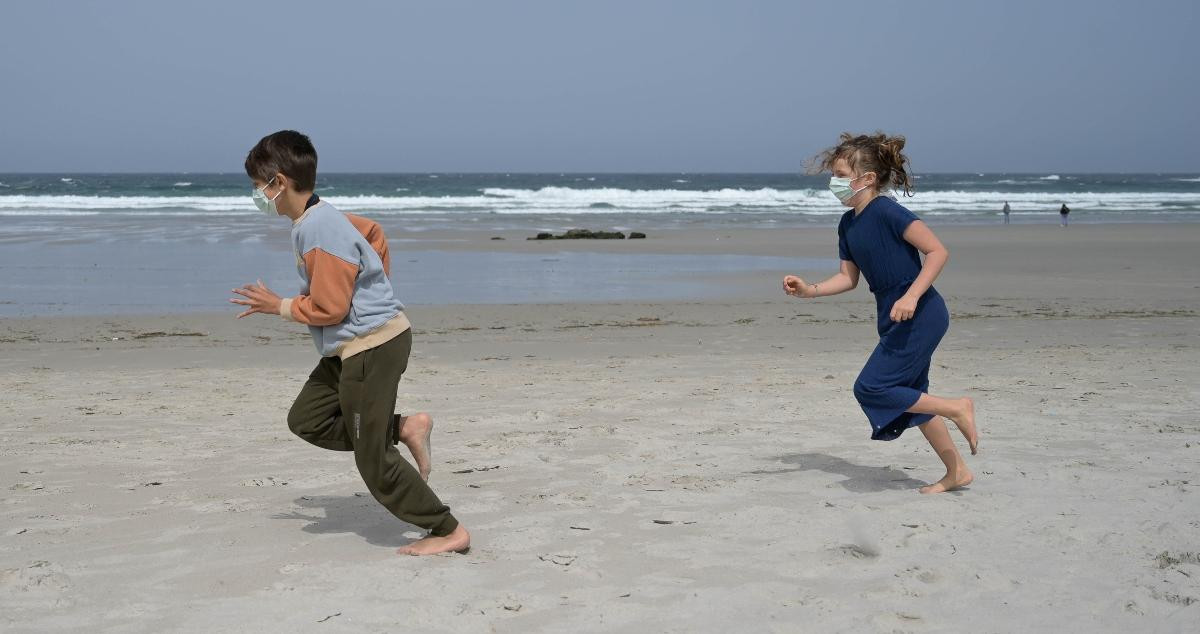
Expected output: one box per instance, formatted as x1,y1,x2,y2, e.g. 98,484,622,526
229,130,470,555
1059,203,1070,227
782,132,978,494
1002,201,1011,225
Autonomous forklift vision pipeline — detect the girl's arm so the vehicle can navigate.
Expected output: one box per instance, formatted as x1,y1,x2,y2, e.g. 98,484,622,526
889,221,949,321
783,259,859,298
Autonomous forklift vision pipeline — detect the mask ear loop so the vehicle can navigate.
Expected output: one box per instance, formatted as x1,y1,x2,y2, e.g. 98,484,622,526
850,172,875,197
263,175,282,202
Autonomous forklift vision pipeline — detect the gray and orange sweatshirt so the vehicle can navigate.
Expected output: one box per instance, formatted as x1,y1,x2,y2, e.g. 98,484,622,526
278,199,411,359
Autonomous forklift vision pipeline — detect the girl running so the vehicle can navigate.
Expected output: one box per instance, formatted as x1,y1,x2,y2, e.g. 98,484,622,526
783,132,978,494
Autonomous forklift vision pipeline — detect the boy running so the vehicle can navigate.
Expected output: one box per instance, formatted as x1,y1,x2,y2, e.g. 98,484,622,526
231,130,470,555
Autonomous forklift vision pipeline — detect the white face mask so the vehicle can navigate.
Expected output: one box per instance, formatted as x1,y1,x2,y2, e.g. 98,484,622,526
251,177,282,216
829,172,874,203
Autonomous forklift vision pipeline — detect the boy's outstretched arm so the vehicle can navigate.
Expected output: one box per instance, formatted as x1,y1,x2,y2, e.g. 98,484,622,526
231,252,357,324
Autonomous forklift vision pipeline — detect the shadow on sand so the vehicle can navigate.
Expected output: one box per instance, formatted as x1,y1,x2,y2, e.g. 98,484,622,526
749,452,930,493
271,494,423,548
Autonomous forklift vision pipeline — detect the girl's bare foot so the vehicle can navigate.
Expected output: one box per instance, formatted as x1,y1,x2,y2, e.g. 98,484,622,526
949,397,978,455
919,468,974,494
397,413,433,481
397,524,470,556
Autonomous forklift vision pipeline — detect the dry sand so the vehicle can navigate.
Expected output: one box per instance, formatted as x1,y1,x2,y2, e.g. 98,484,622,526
2,224,1198,632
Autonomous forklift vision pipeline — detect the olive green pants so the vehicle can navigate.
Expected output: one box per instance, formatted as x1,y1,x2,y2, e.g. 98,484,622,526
287,329,458,537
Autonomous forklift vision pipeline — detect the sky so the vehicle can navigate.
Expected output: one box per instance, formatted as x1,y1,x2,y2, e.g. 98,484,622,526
1,0,1196,173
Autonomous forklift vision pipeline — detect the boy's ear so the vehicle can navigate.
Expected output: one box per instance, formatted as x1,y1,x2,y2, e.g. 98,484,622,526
274,172,292,192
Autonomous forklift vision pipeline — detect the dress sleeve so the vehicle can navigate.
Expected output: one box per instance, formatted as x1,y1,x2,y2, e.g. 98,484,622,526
838,217,854,263
884,201,921,239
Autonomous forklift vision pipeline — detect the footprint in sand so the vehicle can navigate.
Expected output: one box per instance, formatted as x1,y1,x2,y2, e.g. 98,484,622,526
0,560,72,596
827,543,879,560
240,477,289,487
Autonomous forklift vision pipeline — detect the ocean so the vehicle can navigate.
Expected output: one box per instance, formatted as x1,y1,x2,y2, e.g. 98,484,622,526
1,173,1197,316
3,172,1199,227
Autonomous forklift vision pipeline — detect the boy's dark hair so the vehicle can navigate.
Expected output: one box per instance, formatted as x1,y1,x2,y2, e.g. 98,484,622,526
245,130,318,191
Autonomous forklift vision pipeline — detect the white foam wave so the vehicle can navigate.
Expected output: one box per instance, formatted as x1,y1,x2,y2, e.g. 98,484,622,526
173,182,192,187
1040,174,1061,180
892,190,1200,212
0,195,262,212
1173,177,1200,182
0,188,1198,216
478,186,826,208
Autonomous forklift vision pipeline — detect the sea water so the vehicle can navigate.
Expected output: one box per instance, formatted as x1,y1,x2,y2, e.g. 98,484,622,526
1,173,1196,315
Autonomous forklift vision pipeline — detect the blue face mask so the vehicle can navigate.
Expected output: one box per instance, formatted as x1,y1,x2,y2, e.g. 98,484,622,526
829,172,874,203
251,177,282,216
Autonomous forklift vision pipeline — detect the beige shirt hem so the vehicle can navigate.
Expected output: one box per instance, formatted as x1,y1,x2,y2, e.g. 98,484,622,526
336,312,412,360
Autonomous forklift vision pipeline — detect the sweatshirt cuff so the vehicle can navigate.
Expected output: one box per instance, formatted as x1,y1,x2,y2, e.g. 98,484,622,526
279,297,296,322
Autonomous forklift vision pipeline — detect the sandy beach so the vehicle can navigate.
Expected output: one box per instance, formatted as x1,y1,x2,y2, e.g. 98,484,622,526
2,223,1198,632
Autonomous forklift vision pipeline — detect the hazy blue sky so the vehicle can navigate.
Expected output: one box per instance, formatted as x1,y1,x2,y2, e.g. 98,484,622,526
2,1,1196,173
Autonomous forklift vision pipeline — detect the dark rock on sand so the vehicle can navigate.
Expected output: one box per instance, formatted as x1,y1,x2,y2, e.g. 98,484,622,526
564,229,625,240
528,229,628,240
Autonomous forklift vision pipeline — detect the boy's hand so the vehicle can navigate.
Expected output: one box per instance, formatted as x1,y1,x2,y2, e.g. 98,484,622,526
230,280,282,318
782,275,809,298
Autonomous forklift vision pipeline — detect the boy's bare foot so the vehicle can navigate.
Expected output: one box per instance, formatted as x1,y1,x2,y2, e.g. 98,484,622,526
919,468,974,494
397,524,470,556
949,397,978,455
397,413,433,481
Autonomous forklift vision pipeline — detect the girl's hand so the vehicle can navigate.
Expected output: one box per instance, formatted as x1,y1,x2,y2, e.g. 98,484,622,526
889,294,918,322
230,280,282,318
783,275,809,298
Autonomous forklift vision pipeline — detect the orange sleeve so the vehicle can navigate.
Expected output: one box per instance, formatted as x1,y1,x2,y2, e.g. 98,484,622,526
345,213,390,276
281,249,359,326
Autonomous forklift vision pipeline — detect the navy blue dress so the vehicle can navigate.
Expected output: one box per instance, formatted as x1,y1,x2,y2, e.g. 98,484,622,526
838,196,950,441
